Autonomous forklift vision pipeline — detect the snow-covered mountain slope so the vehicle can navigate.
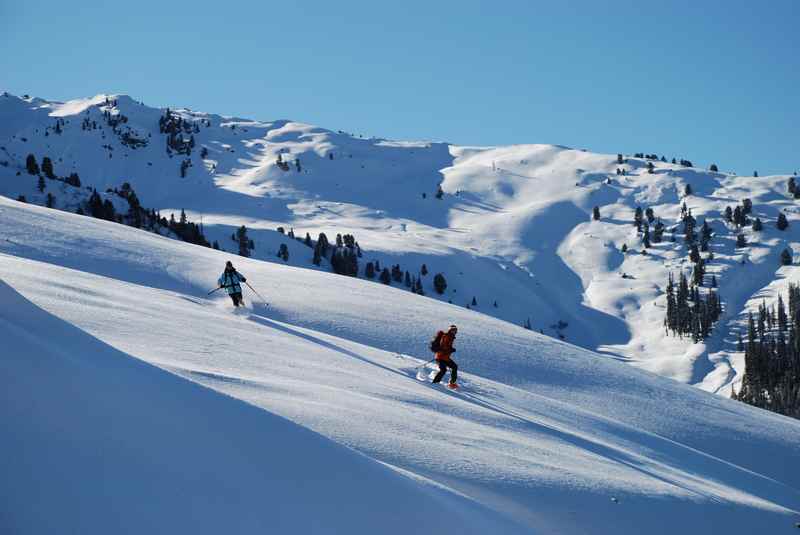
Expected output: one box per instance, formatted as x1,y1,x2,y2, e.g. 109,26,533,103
0,279,513,535
1,197,800,534
2,91,799,397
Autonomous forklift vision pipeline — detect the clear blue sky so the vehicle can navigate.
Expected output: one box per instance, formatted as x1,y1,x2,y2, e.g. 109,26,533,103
2,0,797,174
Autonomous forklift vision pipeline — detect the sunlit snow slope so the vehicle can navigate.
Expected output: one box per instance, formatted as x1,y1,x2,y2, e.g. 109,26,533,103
2,91,800,396
1,197,799,534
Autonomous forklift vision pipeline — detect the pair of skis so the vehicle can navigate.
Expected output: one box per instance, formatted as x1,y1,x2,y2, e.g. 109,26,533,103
415,360,459,389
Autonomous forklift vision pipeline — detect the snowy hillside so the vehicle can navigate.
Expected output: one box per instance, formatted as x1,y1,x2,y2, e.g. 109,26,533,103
2,196,800,533
2,91,800,398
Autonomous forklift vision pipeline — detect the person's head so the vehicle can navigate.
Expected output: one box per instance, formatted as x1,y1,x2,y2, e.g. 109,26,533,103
225,260,234,271
448,324,458,336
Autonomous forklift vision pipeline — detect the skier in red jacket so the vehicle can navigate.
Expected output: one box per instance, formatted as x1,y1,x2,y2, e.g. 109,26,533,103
432,325,458,389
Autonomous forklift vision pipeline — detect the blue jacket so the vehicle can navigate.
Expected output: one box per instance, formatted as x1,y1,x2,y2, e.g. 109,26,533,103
218,270,246,295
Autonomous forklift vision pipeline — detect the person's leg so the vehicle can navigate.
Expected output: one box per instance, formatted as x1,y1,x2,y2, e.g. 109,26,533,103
229,293,238,306
448,360,458,384
432,361,447,383
235,293,244,307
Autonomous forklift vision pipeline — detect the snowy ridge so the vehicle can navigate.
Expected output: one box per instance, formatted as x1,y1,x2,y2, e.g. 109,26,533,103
1,197,799,533
1,91,799,393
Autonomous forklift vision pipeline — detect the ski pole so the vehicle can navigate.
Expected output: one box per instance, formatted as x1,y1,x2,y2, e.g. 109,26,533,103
416,358,435,371
243,281,268,304
208,286,223,295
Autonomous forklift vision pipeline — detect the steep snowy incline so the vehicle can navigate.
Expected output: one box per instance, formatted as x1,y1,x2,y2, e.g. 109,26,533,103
2,197,800,534
2,91,800,396
0,279,517,535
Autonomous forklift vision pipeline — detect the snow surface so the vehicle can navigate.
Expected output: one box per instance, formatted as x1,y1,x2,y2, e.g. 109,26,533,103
1,197,800,533
3,92,800,397
3,92,800,396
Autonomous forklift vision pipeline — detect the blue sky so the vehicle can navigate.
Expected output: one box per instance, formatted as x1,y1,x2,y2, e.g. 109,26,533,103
2,0,797,174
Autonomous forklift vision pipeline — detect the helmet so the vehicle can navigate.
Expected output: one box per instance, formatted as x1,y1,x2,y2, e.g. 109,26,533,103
449,324,458,333
225,261,234,269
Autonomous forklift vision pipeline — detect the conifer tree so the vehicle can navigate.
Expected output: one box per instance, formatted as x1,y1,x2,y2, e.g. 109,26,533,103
365,262,375,279
777,212,789,230
379,267,391,284
592,206,600,221
312,243,322,266
26,154,39,175
433,273,447,294
634,206,643,231
237,226,251,257
781,248,792,266
278,243,289,261
41,156,55,179
689,244,700,263
752,218,763,231
37,175,45,192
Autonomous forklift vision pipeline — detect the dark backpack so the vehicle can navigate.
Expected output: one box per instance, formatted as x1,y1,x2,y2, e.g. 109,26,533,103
429,331,444,353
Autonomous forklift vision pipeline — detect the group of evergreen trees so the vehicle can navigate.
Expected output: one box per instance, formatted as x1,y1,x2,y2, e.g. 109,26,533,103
723,197,788,244
664,271,723,341
732,287,800,418
363,259,427,294
630,153,694,168
82,183,211,248
662,197,723,341
630,205,666,248
310,232,361,277
25,153,82,189
275,153,301,172
160,109,199,159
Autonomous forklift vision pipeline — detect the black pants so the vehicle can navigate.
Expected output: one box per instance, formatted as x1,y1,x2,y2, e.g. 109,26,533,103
432,359,457,384
229,292,243,307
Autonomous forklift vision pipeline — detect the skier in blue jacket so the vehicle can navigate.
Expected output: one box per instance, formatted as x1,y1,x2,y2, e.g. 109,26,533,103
218,261,247,307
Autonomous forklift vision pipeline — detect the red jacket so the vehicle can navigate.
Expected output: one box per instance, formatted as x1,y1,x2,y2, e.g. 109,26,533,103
435,331,456,361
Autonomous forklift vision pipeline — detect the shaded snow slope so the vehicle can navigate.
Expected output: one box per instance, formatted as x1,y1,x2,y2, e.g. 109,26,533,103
2,91,800,396
0,280,520,535
1,197,799,533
